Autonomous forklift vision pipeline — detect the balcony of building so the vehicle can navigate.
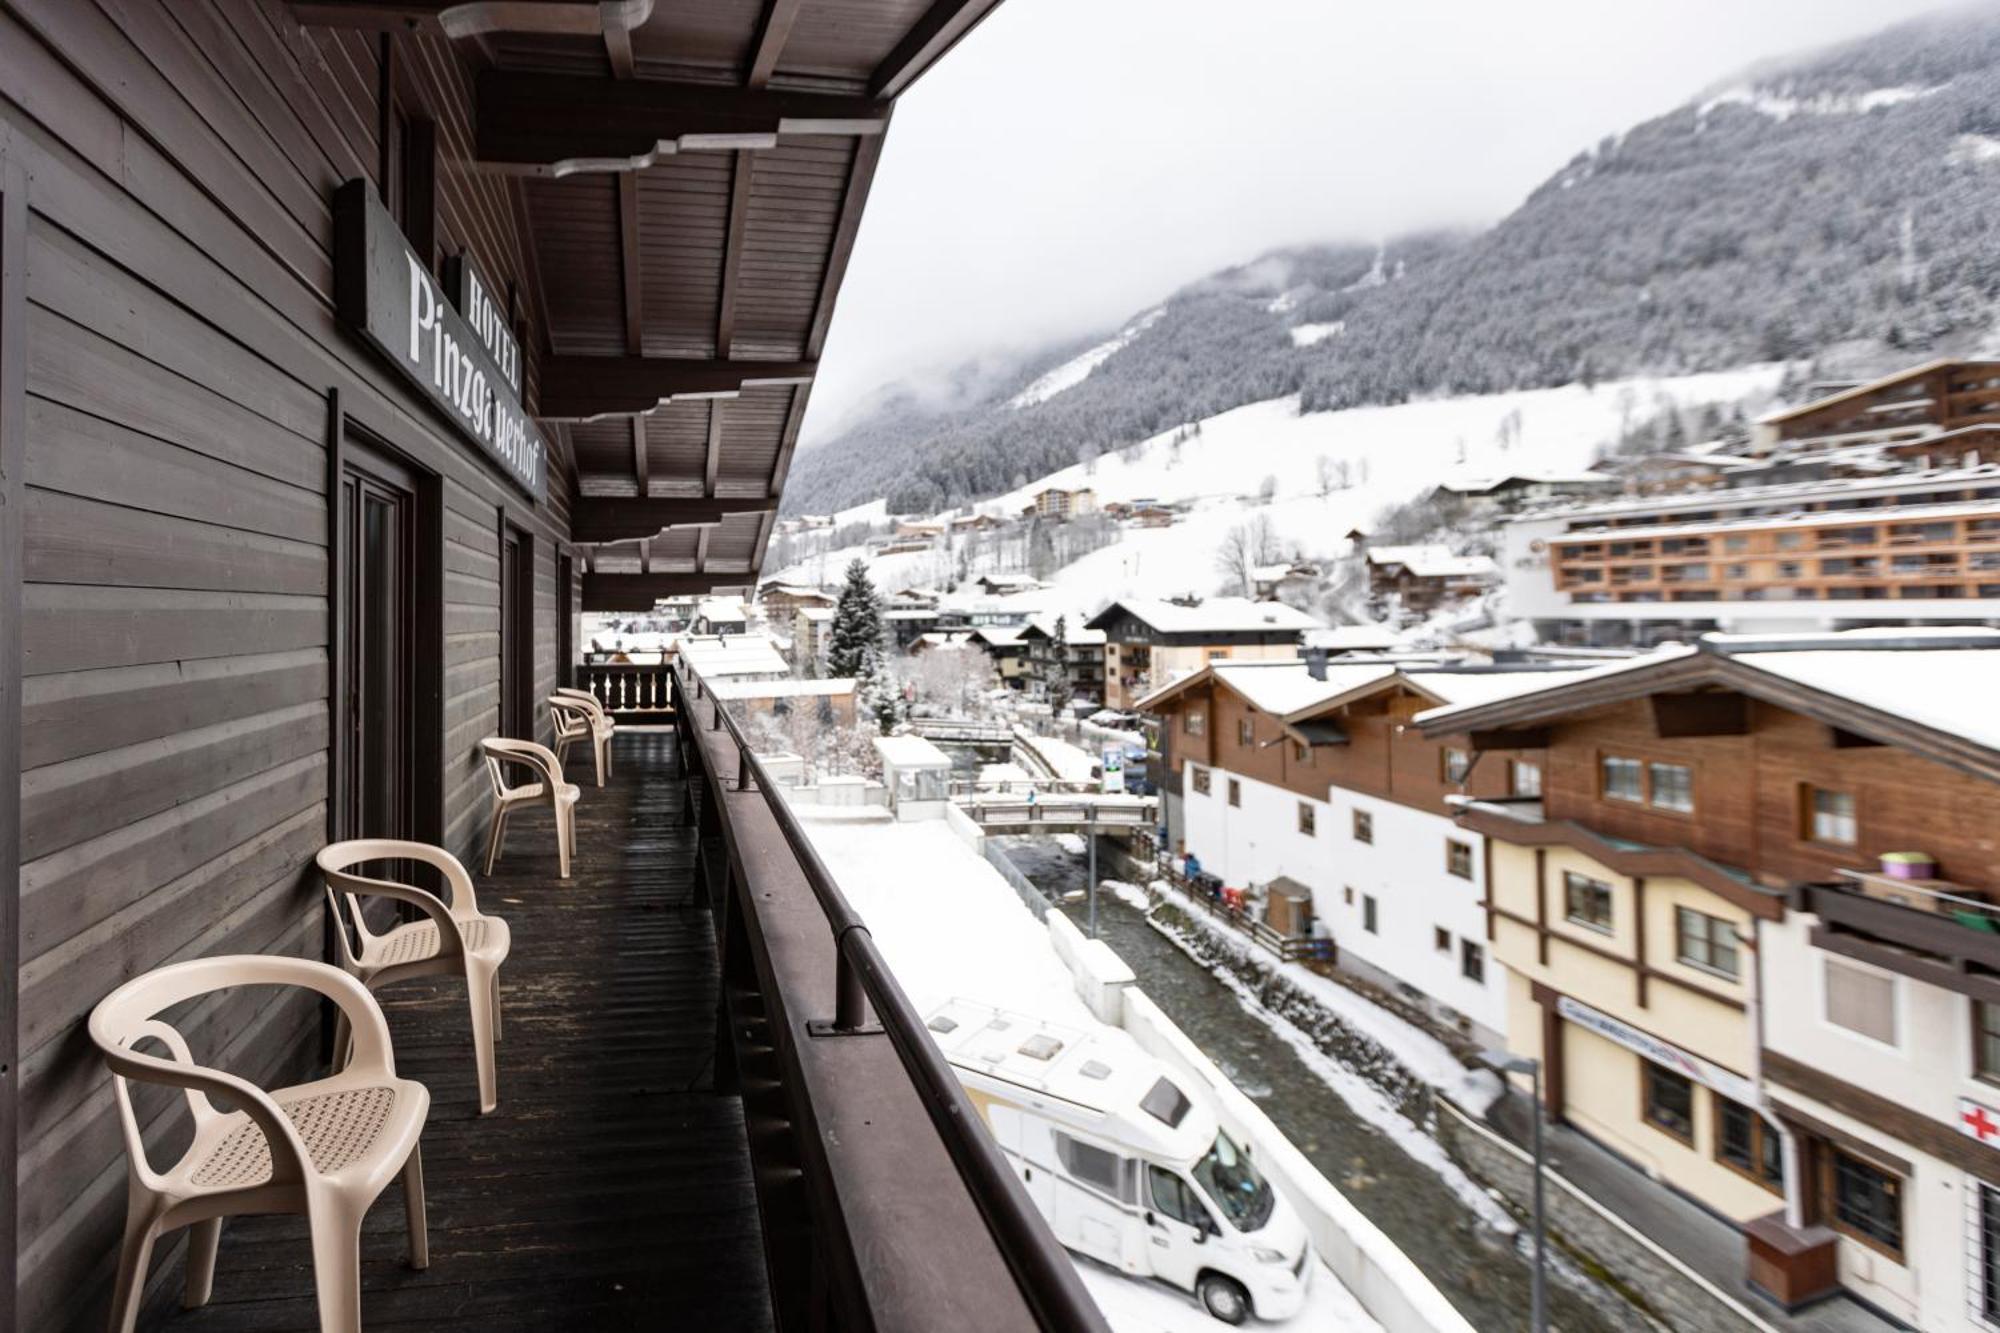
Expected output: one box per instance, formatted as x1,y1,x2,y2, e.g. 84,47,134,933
1800,870,2000,999
131,708,1095,1333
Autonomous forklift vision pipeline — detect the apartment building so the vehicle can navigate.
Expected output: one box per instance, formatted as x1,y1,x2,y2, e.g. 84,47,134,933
1026,486,1097,521
1088,597,1322,707
1505,465,2000,643
1142,659,1574,1042
1754,359,2000,453
1016,615,1108,708
1419,630,2000,1324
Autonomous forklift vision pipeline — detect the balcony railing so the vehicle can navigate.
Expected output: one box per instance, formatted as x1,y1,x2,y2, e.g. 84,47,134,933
1804,872,2000,993
578,659,677,722
673,664,1107,1333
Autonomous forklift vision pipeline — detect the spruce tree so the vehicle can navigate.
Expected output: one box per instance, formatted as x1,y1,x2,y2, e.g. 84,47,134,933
1047,615,1074,717
827,559,882,679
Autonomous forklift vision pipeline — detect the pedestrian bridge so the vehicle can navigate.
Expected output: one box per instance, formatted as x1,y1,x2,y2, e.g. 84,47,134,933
952,791,1157,835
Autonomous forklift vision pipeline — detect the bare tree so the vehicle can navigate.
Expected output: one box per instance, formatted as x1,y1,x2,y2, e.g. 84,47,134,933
1315,454,1336,498
1214,524,1255,597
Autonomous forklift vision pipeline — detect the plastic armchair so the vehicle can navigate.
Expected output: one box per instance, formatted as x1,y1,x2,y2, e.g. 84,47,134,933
479,736,580,877
548,695,607,789
89,955,430,1333
318,840,513,1114
554,687,616,769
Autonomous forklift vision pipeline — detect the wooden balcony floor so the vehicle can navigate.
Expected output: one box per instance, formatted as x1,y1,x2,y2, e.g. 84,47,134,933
147,731,774,1332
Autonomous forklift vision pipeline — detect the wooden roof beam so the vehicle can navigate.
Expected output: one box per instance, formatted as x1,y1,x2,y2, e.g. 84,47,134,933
747,0,804,87
869,0,1005,99
540,356,814,421
631,416,649,494
475,70,888,176
583,571,737,610
292,0,650,38
573,496,772,544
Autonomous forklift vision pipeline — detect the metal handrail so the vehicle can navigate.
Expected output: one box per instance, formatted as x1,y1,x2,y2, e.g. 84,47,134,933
673,663,1108,1333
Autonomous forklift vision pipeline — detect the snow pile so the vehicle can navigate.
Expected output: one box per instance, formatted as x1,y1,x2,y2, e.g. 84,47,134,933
1696,82,1943,122
1949,133,2000,165
1020,732,1100,784
1290,321,1345,347
1106,879,1153,911
1010,309,1166,409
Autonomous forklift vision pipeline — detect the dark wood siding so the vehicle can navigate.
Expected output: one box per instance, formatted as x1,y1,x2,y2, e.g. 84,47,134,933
0,4,568,1324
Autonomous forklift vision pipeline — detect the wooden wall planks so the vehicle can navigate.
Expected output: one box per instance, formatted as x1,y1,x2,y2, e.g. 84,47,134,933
0,1,572,1322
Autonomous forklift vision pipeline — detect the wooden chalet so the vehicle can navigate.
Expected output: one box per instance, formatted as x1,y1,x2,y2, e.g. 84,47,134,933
1756,359,2000,452
0,4,1105,1331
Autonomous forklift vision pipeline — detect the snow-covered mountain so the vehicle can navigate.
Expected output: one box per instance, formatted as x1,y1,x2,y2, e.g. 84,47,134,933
782,5,2000,517
764,364,1783,609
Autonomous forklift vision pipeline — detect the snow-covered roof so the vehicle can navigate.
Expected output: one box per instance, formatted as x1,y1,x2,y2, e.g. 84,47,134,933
1022,614,1107,645
1089,596,1322,636
1548,495,2000,543
883,607,941,621
1436,470,1609,493
1365,544,1499,578
873,734,952,769
1755,358,1981,425
1401,668,1592,708
916,631,976,648
677,635,790,678
704,678,856,701
797,606,835,623
697,597,747,622
1504,463,2000,527
971,625,1025,647
1417,629,2000,761
1211,661,1396,716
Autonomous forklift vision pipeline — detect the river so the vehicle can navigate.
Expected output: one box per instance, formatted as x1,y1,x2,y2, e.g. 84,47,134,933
996,837,1625,1333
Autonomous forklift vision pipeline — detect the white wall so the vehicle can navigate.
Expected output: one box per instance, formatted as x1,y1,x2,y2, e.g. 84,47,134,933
1180,766,1505,1038
1762,911,1998,1332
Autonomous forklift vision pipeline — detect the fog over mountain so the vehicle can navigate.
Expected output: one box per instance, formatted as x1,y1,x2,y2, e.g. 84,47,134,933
782,6,2000,516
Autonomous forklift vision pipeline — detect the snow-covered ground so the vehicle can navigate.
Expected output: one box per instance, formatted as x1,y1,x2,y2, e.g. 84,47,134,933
1011,309,1167,408
770,366,1784,606
797,813,1378,1331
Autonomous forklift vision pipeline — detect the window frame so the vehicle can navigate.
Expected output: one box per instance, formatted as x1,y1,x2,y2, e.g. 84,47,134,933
1976,1000,2000,1088
1647,761,1695,814
1601,755,1645,804
1803,784,1858,846
1362,895,1378,934
1434,927,1451,953
1460,938,1485,984
1640,1060,1695,1146
1237,717,1254,748
1226,777,1241,808
1509,759,1543,798
1823,956,1899,1048
1297,802,1316,836
1446,838,1474,880
1712,1093,1784,1195
1563,871,1615,934
1442,747,1472,784
1822,1145,1904,1260
1352,809,1373,844
1189,764,1211,796
1674,906,1740,980
1182,710,1204,737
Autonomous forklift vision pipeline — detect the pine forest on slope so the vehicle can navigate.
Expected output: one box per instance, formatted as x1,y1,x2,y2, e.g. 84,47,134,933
782,6,2000,516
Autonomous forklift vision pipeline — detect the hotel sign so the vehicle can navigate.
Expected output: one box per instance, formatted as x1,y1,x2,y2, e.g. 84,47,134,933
333,180,546,502
1557,995,1759,1105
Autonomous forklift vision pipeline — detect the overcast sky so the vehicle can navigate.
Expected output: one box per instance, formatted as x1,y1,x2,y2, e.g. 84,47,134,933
799,0,1954,442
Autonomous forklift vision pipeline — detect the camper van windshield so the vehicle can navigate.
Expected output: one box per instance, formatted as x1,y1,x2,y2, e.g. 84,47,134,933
1192,1130,1274,1232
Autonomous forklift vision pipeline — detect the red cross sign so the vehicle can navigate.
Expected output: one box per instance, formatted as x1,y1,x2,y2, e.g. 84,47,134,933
1962,1097,2000,1144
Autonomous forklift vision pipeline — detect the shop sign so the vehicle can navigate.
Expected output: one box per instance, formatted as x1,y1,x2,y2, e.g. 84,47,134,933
1960,1096,2000,1146
443,251,522,398
333,180,546,502
1557,994,1759,1104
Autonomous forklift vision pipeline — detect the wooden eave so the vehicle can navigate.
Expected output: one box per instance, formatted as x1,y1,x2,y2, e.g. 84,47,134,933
294,0,987,591
1416,650,2000,786
1455,806,1785,920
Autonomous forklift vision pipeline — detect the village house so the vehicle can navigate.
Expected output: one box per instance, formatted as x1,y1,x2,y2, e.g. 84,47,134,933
1142,659,1578,1042
756,580,837,621
793,605,835,669
1087,596,1322,708
1430,470,1617,516
968,624,1030,689
1024,486,1097,521
1364,545,1501,613
1419,629,2000,1326
1015,615,1108,709
1250,560,1321,602
1753,359,2000,454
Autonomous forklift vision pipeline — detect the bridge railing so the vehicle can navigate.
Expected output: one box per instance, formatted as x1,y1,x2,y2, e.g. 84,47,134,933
673,663,1108,1333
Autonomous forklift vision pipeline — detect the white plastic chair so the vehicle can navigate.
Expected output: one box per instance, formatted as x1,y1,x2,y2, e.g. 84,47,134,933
479,736,579,877
548,695,608,789
554,687,615,767
90,955,430,1333
317,840,513,1115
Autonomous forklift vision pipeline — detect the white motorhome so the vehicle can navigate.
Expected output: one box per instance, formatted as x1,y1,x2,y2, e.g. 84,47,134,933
928,998,1312,1324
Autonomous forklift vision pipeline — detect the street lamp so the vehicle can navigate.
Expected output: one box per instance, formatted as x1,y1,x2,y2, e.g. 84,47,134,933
1480,1048,1546,1333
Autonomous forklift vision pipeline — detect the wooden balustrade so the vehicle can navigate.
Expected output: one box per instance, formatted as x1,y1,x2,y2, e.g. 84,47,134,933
576,661,678,722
